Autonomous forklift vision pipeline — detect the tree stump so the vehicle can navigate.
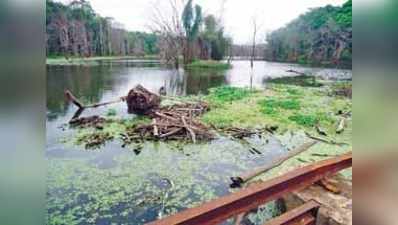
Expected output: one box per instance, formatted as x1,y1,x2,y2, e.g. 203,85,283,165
126,85,161,115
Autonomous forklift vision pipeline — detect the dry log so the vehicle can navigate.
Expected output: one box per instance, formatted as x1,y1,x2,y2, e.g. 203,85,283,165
230,141,318,187
154,112,180,122
86,98,125,108
126,85,161,115
152,119,159,137
65,89,125,110
159,128,183,138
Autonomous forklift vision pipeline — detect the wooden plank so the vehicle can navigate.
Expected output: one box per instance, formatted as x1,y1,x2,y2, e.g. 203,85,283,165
146,153,351,225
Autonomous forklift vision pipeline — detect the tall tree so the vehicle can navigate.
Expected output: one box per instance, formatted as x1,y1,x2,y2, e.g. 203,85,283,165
265,0,352,67
46,0,159,58
198,14,231,61
182,0,203,64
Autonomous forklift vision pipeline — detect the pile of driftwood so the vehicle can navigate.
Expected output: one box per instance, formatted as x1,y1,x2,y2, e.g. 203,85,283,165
65,85,213,144
124,102,212,143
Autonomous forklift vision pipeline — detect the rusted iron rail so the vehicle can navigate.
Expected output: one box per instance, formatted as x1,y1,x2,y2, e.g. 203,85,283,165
264,200,320,225
146,152,352,225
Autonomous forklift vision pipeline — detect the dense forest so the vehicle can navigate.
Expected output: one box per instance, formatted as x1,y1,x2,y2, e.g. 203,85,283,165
265,0,352,67
46,0,231,65
46,0,351,67
46,0,159,57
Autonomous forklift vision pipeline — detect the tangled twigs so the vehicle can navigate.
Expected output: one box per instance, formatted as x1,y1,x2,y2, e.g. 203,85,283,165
66,85,213,144
128,101,213,143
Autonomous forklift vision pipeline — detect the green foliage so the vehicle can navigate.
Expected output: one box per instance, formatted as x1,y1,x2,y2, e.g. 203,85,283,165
335,0,352,27
186,60,231,70
266,0,352,67
266,75,323,87
207,86,252,103
126,32,159,55
288,114,318,127
46,0,159,57
258,98,301,114
182,0,203,41
201,83,351,141
200,15,231,61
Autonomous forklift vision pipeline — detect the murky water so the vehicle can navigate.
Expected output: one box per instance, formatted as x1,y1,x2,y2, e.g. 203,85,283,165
46,60,351,225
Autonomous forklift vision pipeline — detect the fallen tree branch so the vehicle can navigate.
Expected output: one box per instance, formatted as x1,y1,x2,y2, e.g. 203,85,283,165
65,90,84,109
86,97,125,108
154,112,180,122
230,141,318,188
152,119,159,137
65,89,125,109
159,128,183,138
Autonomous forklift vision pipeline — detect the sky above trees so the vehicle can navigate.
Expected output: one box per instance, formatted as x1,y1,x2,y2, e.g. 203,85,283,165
56,0,346,44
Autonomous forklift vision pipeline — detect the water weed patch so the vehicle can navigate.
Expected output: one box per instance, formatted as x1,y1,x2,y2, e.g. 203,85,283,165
206,86,253,104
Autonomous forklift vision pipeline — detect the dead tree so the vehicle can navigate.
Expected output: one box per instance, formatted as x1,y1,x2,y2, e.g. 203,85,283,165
250,16,258,69
148,0,185,69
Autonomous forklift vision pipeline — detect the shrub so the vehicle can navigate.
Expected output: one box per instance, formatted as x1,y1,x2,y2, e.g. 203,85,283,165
208,86,252,103
258,98,301,114
288,114,318,127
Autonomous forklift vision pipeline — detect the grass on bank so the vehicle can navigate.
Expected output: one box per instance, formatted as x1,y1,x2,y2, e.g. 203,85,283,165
201,83,352,142
186,60,232,70
46,55,159,65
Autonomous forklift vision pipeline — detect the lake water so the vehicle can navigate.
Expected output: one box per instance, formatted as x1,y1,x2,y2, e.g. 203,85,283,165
46,60,351,225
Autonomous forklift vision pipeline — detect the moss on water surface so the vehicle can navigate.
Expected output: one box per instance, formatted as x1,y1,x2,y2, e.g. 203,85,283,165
47,139,278,224
49,79,352,224
201,83,352,144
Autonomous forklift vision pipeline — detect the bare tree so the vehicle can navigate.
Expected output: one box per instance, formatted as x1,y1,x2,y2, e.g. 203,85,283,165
250,16,258,69
148,0,186,69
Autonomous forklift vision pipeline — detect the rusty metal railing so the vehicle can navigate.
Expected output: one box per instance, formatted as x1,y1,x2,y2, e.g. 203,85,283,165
146,152,352,225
